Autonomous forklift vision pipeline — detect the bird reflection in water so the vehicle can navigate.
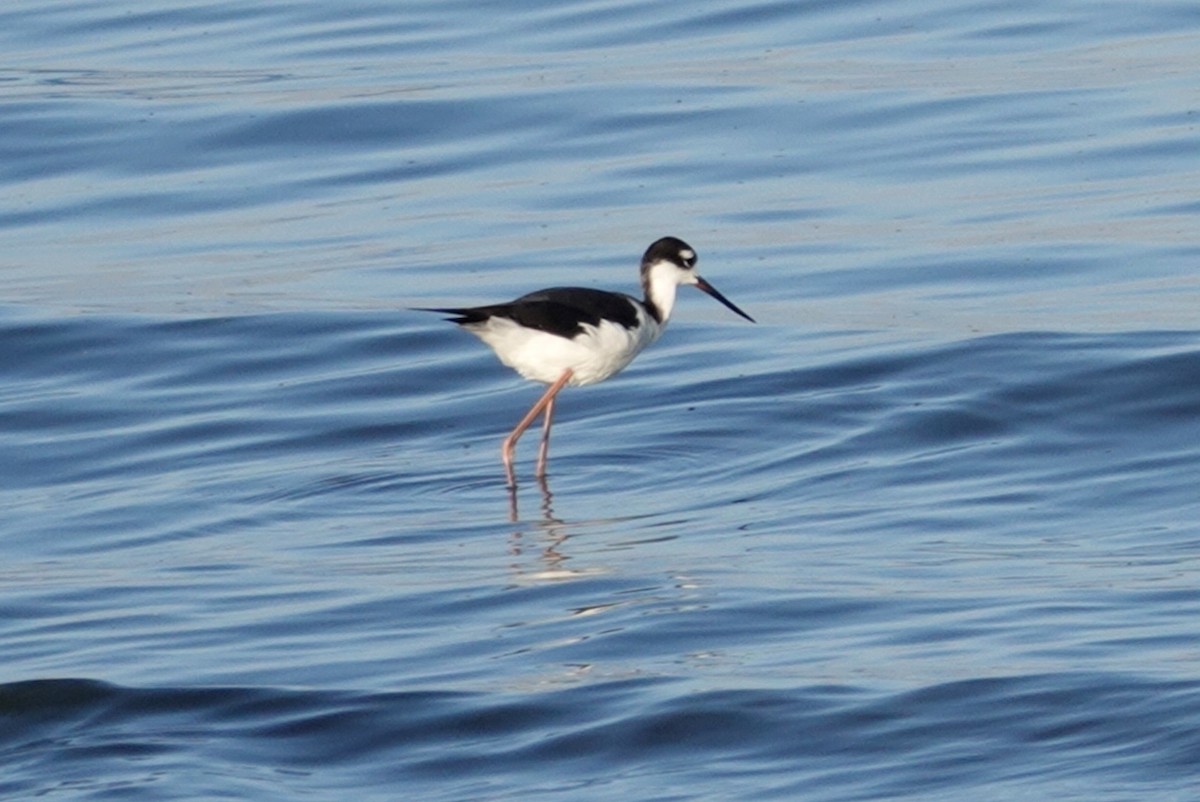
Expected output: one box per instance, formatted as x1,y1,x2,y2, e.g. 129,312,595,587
507,475,579,582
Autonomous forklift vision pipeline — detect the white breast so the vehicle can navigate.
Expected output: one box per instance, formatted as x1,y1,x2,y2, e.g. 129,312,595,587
467,307,663,386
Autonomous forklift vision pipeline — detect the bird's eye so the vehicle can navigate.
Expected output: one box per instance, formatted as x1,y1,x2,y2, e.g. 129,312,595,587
679,250,696,268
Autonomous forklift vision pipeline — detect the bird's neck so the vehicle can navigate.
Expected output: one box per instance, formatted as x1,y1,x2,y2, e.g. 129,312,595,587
641,264,679,325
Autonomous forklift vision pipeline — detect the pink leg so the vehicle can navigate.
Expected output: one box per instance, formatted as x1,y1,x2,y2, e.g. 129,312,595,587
535,392,557,478
501,369,573,487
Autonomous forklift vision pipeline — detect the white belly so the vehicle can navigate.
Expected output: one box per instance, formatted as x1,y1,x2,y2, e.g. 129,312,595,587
467,313,662,386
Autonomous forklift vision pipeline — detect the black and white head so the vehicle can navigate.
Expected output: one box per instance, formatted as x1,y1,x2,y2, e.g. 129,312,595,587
639,236,755,325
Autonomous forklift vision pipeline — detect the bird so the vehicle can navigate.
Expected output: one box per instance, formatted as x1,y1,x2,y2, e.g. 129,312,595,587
418,236,755,487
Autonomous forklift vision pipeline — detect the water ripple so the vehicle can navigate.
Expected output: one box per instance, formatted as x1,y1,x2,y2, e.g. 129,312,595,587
3,674,1199,800
4,1,1200,800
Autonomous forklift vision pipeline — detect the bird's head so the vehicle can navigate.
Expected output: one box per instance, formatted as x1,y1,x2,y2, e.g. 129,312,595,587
640,236,755,324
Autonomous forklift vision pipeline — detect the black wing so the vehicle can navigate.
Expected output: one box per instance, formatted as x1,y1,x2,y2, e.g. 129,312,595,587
419,287,642,339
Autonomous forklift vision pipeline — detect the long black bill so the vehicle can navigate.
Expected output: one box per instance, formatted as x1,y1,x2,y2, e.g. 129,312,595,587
695,276,756,323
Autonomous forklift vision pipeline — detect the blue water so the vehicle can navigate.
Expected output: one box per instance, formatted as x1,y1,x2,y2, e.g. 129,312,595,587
3,1,1200,800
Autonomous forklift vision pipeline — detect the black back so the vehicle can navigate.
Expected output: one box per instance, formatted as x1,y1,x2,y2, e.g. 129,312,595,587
427,287,642,339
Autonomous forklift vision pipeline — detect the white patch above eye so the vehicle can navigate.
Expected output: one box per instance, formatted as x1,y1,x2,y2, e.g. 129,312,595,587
679,249,695,264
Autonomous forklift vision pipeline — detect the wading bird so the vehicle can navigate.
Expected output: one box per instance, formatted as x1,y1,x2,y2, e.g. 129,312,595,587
419,237,754,486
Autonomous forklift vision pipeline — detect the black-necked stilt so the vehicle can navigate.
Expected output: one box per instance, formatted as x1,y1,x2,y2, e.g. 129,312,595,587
419,236,755,486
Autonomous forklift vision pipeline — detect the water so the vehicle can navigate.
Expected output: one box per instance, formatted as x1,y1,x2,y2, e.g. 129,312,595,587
3,1,1200,800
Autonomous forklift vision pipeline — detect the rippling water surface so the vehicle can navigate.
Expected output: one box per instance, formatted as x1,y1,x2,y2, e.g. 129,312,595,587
3,1,1200,800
